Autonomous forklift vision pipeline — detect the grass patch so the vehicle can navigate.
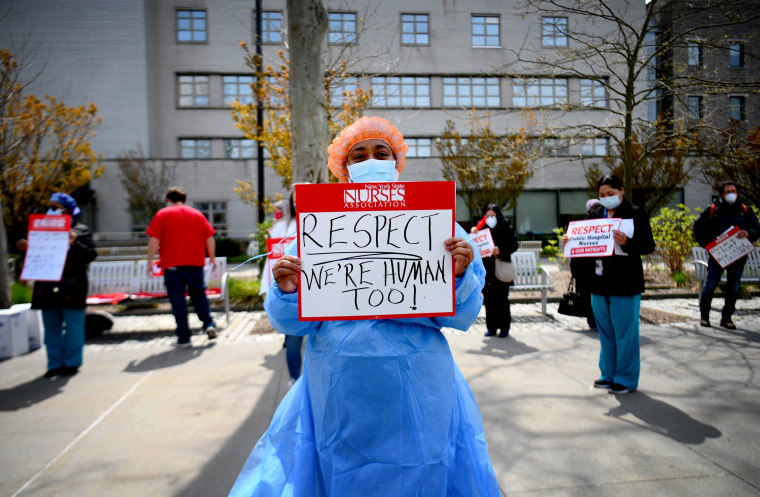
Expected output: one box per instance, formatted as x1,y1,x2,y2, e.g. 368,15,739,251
12,282,32,304
229,278,263,305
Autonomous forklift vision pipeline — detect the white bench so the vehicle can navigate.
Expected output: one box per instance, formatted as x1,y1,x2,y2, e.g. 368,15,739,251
87,257,230,323
690,247,760,295
511,251,554,314
517,240,543,259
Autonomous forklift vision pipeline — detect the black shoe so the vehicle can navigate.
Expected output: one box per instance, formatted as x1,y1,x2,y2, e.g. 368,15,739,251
44,368,64,378
60,366,79,377
593,378,611,388
699,319,711,328
485,330,496,337
497,329,509,338
608,383,636,395
720,319,736,330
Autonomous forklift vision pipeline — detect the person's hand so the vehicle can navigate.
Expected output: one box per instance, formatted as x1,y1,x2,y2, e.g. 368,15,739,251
146,265,154,277
612,230,628,245
562,234,570,246
273,255,302,293
493,246,500,256
16,239,28,251
445,237,474,277
737,229,749,239
211,260,218,272
69,230,78,246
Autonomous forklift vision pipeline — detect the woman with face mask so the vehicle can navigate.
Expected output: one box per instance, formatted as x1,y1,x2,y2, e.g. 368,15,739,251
480,203,519,337
585,174,655,395
229,117,499,497
259,198,296,299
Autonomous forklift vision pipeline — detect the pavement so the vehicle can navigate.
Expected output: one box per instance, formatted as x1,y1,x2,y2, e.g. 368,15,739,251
1,294,759,497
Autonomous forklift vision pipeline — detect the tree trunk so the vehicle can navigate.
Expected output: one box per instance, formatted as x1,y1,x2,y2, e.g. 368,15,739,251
287,0,329,184
0,196,14,309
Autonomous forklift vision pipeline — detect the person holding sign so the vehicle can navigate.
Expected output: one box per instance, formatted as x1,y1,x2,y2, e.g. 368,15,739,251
565,175,654,395
481,203,519,337
228,117,499,497
16,193,97,378
694,181,760,329
259,197,297,298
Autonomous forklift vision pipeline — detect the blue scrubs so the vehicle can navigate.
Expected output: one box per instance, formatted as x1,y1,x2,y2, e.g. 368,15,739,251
229,225,500,497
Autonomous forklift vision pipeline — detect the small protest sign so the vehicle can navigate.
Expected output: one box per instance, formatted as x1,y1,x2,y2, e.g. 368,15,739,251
295,181,456,321
20,215,72,281
563,218,622,258
267,236,296,260
471,228,495,258
706,226,756,268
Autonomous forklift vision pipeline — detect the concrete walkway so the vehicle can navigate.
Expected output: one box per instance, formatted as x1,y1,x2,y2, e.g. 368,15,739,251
1,298,759,496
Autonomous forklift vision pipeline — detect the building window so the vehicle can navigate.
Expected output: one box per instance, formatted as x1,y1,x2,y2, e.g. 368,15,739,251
543,138,569,156
513,78,568,107
180,139,211,159
687,42,702,66
178,75,210,107
729,96,746,121
225,139,257,159
223,76,255,106
580,78,606,107
472,15,500,47
443,77,500,107
329,77,358,106
401,14,429,45
194,202,227,231
687,96,703,119
371,77,431,107
542,17,567,47
176,10,207,43
729,42,744,67
406,138,433,157
329,12,357,44
258,11,284,43
582,137,609,156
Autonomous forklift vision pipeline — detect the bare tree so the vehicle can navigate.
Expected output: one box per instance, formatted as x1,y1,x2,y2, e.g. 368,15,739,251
117,146,176,229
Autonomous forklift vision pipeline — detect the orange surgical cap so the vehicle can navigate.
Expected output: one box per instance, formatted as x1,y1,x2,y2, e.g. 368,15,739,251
327,116,409,183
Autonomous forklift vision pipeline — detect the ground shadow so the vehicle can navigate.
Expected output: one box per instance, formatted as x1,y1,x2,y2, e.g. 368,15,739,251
124,342,216,372
88,329,176,344
0,375,72,411
606,392,722,444
468,334,539,359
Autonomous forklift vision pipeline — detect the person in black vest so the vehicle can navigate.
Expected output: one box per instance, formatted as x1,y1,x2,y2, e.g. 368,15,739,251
480,203,519,338
693,181,760,329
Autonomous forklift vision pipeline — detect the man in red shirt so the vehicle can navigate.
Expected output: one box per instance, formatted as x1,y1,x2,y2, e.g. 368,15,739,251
147,187,218,346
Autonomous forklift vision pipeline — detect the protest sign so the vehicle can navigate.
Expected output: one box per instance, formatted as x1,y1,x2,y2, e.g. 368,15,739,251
471,228,495,258
20,215,72,281
295,181,456,321
706,226,756,268
267,236,296,260
563,218,622,258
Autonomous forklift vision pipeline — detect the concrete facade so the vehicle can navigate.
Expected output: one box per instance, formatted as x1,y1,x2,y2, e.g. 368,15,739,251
2,0,673,239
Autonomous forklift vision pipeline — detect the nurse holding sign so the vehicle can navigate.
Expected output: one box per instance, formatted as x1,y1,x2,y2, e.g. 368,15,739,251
229,117,500,497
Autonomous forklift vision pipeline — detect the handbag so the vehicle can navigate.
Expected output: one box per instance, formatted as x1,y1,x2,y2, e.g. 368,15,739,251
557,278,587,317
494,258,516,283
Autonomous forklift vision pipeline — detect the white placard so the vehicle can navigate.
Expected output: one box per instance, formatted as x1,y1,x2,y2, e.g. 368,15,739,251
472,228,495,258
706,226,756,268
563,218,622,258
19,215,72,281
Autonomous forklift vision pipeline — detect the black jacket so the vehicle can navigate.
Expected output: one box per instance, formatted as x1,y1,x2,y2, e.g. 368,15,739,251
587,198,655,296
693,199,760,248
32,222,97,309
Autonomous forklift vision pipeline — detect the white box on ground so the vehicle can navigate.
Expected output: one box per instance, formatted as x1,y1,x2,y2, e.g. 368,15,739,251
0,308,30,358
11,304,43,351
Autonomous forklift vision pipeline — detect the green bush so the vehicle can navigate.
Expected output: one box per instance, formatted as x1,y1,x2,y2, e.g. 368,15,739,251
11,282,32,304
650,204,700,275
671,270,689,287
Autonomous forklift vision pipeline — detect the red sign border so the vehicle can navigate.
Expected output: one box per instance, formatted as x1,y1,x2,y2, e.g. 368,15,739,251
20,214,72,282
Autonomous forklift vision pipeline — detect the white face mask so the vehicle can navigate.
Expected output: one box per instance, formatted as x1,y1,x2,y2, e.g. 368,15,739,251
599,194,622,210
485,216,497,229
347,159,398,183
47,208,63,215
725,192,738,204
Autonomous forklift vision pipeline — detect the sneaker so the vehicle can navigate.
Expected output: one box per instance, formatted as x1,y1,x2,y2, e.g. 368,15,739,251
497,329,510,338
204,325,218,339
44,368,64,378
608,383,636,395
60,366,79,377
593,378,612,388
485,330,496,337
719,319,736,330
176,340,192,348
699,319,711,328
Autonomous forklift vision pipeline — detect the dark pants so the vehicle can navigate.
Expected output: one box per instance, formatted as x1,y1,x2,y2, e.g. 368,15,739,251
285,335,304,381
700,256,747,321
41,308,85,370
576,280,597,329
483,278,511,333
164,266,215,341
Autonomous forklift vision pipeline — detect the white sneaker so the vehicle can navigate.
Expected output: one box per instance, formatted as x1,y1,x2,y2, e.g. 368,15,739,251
205,325,218,339
176,340,192,348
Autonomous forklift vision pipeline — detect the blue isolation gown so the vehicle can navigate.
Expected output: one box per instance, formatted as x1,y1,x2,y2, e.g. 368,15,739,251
229,225,500,497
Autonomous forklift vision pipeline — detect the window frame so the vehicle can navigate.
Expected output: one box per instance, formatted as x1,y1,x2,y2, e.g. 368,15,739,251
580,78,607,108
257,10,284,44
729,96,746,121
728,41,745,68
512,77,568,108
194,201,228,231
371,76,431,108
442,77,501,108
328,12,358,45
176,9,208,43
541,17,568,47
177,75,210,108
329,77,358,106
687,41,703,67
471,14,500,48
581,137,609,157
222,75,255,106
179,138,212,159
400,13,430,46
687,95,703,119
224,138,257,159
405,138,434,158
